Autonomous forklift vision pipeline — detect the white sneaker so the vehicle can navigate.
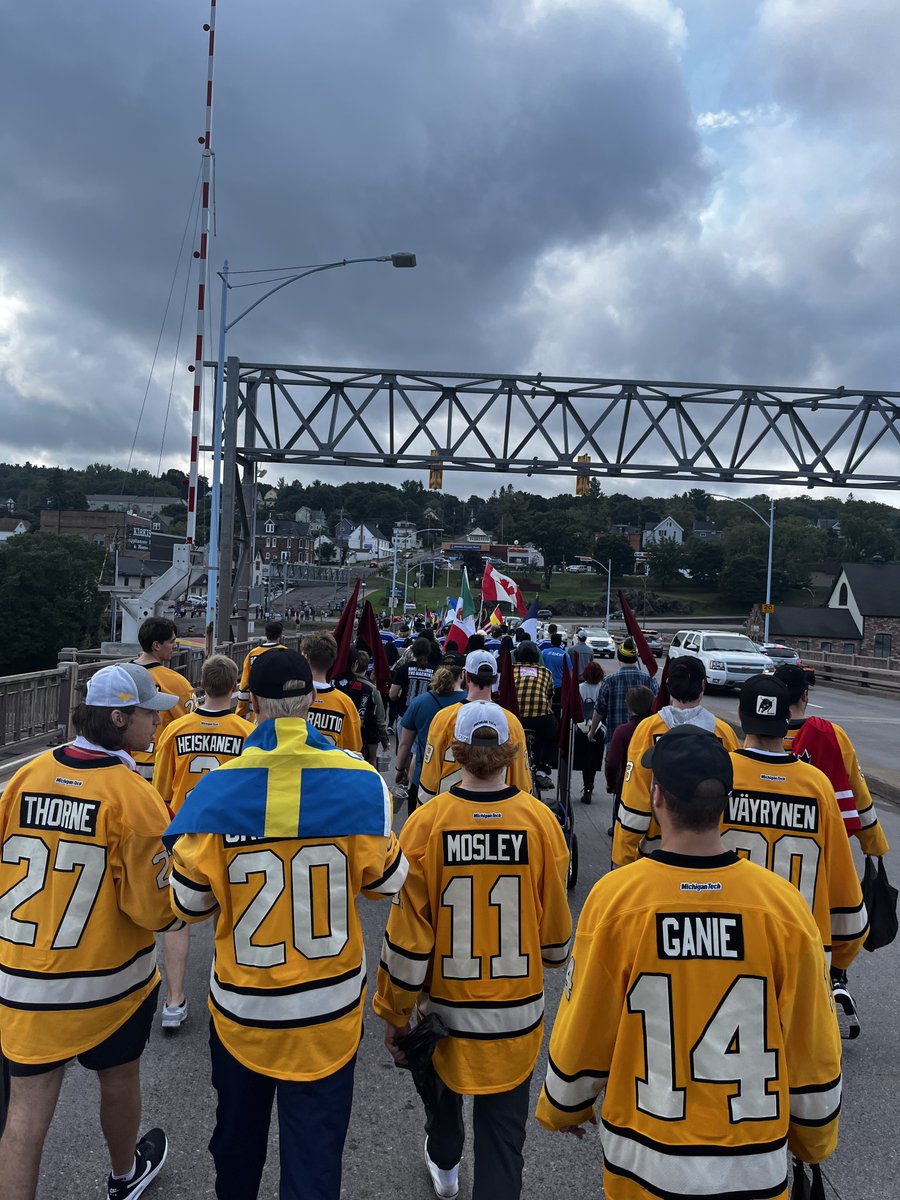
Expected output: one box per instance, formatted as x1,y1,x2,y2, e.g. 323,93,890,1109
161,999,188,1030
424,1139,459,1199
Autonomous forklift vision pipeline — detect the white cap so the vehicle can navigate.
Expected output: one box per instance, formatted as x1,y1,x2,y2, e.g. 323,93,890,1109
465,650,498,678
576,628,588,639
454,701,510,744
84,663,179,711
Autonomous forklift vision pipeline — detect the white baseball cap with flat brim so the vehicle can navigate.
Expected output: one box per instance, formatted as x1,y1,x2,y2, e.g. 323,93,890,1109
465,650,498,677
454,701,510,744
85,663,179,711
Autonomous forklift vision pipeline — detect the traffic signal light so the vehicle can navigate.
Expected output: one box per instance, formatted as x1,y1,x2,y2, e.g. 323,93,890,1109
429,448,443,491
575,454,591,496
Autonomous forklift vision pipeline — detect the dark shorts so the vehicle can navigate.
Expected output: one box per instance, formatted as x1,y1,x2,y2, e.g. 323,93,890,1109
6,982,160,1077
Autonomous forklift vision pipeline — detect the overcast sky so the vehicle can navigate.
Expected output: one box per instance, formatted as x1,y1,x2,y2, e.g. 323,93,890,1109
1,0,898,506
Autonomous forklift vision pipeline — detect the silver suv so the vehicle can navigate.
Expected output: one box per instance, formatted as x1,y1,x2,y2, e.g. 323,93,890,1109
668,630,774,689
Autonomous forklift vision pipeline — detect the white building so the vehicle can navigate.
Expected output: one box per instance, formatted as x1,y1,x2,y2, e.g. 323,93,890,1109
641,516,684,547
0,518,30,542
346,523,391,562
392,520,420,552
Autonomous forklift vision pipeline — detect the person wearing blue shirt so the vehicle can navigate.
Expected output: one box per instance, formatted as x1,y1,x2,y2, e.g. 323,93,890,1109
393,652,466,813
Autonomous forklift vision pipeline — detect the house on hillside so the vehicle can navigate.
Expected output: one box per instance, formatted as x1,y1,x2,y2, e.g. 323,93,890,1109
691,518,718,539
255,517,313,567
333,517,354,547
642,516,684,547
748,559,900,658
0,518,31,542
295,505,326,531
346,523,391,562
2,498,16,513
392,520,420,552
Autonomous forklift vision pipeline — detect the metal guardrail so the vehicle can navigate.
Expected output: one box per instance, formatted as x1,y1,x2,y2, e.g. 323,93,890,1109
0,634,310,755
801,649,900,693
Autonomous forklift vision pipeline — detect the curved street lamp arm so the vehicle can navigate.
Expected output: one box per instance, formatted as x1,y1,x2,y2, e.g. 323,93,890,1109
225,256,390,332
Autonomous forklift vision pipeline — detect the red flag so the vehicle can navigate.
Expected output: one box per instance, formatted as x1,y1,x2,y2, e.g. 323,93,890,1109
481,563,528,615
558,654,584,750
497,648,520,718
357,600,392,695
617,589,658,677
329,576,361,679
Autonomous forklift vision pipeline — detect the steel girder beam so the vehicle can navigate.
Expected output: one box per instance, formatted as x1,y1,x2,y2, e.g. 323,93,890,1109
203,363,900,489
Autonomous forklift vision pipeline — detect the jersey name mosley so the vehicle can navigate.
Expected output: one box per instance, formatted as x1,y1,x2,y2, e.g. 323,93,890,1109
20,793,100,836
443,830,529,865
726,790,819,832
656,912,745,960
175,733,245,756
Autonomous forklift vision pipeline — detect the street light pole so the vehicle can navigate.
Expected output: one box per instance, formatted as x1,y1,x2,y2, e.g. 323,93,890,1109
709,493,775,642
583,557,613,628
205,252,416,648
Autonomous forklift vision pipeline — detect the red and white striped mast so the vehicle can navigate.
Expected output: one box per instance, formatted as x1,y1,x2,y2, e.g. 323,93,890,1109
185,1,217,545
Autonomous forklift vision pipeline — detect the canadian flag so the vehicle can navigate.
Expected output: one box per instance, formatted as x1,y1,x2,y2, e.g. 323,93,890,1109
482,563,527,615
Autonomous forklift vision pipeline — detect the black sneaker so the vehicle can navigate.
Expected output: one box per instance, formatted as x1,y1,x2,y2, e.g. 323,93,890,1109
831,976,861,1040
108,1128,168,1199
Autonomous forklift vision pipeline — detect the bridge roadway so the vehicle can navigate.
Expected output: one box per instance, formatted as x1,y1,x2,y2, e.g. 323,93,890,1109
31,752,900,1198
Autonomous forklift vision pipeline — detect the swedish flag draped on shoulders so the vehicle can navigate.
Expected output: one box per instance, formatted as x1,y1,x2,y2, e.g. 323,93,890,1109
163,716,391,846
165,649,408,1084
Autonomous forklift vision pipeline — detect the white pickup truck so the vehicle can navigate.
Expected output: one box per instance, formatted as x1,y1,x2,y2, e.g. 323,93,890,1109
668,629,774,689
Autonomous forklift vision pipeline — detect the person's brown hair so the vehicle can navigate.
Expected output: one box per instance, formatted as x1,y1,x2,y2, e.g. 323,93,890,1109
201,654,238,697
657,778,728,831
138,617,177,653
451,735,519,779
582,661,605,685
626,684,654,720
301,630,338,672
412,636,431,667
72,703,131,750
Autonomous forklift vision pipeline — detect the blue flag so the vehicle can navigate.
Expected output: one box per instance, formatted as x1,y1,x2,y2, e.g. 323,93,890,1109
163,718,391,849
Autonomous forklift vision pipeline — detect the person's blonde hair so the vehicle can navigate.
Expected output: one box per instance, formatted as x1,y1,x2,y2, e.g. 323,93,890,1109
451,735,519,780
201,654,239,697
254,687,313,722
430,666,462,696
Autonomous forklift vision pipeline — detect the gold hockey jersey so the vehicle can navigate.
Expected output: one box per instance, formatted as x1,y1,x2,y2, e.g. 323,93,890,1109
725,749,867,970
536,852,842,1200
0,747,178,1064
307,682,362,753
373,785,572,1093
236,641,287,718
614,711,740,866
131,662,195,781
784,719,890,857
153,708,254,812
171,823,406,1081
418,702,533,803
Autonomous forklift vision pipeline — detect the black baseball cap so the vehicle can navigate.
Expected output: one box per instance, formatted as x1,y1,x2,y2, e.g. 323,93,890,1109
441,650,466,668
739,674,790,736
667,656,706,687
773,664,812,704
249,649,314,699
641,725,733,803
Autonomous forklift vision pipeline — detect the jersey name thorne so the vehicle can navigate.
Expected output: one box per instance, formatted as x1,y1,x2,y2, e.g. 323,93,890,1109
656,912,745,960
19,793,100,836
442,829,529,865
726,790,819,833
174,733,246,756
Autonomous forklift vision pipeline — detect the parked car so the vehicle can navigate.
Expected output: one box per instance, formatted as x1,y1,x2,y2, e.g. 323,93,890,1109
757,642,817,685
185,594,204,605
640,629,664,656
537,608,553,619
582,628,617,659
668,629,775,689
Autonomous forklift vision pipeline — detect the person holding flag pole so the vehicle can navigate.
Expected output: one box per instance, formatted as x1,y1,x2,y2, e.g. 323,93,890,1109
445,567,477,652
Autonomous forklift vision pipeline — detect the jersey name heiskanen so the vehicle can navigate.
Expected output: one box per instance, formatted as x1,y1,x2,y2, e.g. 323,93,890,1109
153,709,254,813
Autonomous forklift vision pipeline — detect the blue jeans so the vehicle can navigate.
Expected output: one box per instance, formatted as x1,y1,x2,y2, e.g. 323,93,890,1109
208,1021,357,1200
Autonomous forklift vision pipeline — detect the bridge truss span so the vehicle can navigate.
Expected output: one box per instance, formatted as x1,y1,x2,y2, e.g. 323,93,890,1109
208,363,900,490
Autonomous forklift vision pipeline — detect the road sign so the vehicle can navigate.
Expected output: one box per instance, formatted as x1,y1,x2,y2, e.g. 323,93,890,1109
578,556,593,562
761,602,775,614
